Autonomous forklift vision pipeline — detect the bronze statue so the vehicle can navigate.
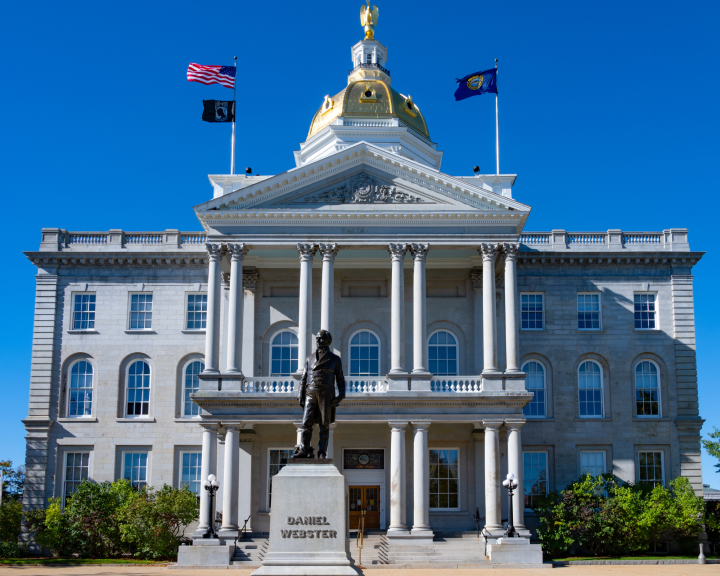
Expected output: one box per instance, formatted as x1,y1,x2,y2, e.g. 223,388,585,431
294,330,346,459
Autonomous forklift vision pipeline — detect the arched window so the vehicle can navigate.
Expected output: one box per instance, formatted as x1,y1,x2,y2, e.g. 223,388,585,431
578,360,603,417
635,361,660,417
126,360,151,417
428,331,458,376
271,331,299,376
183,360,205,418
349,331,380,376
522,361,545,417
68,360,93,417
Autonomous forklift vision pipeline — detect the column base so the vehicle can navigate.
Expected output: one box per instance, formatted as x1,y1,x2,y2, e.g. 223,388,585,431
386,371,409,391
481,372,504,391
503,371,527,391
217,527,239,539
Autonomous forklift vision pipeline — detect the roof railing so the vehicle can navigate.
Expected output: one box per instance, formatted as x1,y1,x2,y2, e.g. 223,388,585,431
348,62,391,76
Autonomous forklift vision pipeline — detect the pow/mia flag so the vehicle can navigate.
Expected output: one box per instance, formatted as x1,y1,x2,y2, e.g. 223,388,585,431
202,100,235,122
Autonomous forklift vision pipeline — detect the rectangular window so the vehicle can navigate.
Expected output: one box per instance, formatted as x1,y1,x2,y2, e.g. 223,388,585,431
429,449,459,510
63,452,89,502
129,294,153,330
180,452,202,495
523,451,548,509
268,449,294,509
123,452,148,489
577,293,601,330
186,294,208,330
634,293,657,330
73,294,96,330
521,294,544,330
638,451,664,487
580,451,606,477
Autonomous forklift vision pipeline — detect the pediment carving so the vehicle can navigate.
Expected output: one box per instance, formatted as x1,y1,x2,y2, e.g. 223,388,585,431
297,172,426,204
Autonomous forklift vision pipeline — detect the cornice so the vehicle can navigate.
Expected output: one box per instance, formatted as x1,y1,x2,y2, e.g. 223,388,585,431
517,252,704,268
25,252,209,268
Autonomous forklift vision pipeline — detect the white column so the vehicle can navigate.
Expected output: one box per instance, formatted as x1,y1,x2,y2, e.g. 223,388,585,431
226,244,247,374
327,422,337,461
389,244,408,374
242,272,258,377
503,244,520,373
410,243,429,374
296,244,316,369
507,421,525,530
293,421,304,448
318,243,338,338
480,244,499,374
203,244,223,374
220,425,240,534
196,424,218,536
411,421,432,535
483,420,502,531
470,270,484,374
388,421,409,534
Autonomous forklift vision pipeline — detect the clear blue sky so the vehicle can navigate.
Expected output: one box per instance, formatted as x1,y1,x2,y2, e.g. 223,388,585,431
2,0,718,485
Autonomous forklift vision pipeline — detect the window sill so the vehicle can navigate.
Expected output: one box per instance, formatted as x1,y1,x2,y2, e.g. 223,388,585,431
634,329,663,333
429,510,466,515
576,330,606,334
575,417,613,422
67,329,98,334
124,329,156,334
116,417,156,423
174,417,203,423
634,416,670,421
181,329,206,334
57,417,98,423
524,417,555,422
520,329,547,332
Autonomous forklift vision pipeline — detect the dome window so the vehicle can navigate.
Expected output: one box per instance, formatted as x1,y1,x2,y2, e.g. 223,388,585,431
403,95,417,118
359,83,377,103
321,95,334,115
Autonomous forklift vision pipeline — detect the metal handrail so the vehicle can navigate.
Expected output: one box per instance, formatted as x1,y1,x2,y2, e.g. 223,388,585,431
348,62,391,76
355,510,366,569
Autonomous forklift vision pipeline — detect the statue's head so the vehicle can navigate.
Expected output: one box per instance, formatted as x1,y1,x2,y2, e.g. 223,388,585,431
316,330,333,347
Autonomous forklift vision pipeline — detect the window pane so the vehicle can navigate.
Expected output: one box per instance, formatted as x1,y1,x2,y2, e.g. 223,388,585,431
180,451,202,494
349,331,381,376
427,331,458,376
523,452,548,508
429,449,459,509
268,449,295,508
522,361,546,417
271,332,298,376
521,294,544,330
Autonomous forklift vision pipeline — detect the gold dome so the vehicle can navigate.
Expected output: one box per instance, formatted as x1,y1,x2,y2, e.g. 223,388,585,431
307,79,431,141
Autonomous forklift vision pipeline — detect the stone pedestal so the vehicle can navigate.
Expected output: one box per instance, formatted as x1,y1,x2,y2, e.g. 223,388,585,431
487,536,544,565
252,460,360,576
176,539,234,566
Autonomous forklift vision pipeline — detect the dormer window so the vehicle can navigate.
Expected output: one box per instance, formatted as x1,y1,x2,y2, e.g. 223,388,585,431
360,83,377,103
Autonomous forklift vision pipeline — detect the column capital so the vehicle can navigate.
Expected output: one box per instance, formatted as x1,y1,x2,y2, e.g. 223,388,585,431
504,419,526,431
482,419,504,431
411,420,431,430
243,271,259,291
227,243,248,261
470,269,482,290
388,243,407,261
388,420,409,430
318,243,339,262
200,422,220,432
503,243,519,261
409,243,429,261
223,423,244,432
479,243,500,261
296,243,317,262
206,243,224,260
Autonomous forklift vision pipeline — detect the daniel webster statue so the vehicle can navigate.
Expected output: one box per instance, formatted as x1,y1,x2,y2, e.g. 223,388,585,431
294,330,346,459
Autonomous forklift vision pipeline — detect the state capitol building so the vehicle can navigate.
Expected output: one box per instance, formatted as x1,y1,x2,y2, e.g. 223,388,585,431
21,11,704,552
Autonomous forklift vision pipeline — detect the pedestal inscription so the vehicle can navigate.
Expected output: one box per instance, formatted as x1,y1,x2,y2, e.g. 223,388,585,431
252,462,360,576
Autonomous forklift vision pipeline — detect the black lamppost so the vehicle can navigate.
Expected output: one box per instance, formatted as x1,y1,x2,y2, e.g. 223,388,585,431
203,473,220,539
502,473,519,538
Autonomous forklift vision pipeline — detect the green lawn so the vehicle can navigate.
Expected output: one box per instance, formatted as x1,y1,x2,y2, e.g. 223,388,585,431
0,558,167,565
554,556,719,561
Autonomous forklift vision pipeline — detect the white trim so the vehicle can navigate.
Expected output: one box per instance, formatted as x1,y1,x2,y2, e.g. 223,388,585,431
428,447,460,511
185,292,208,331
427,329,459,376
633,292,659,330
634,359,662,418
348,329,382,377
519,292,544,331
522,450,549,511
577,360,604,418
71,292,97,331
124,358,152,418
521,360,546,418
268,329,300,376
577,291,602,331
126,292,153,331
65,357,94,419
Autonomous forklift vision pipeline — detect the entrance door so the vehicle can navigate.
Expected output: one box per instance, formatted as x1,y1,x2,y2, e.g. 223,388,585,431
349,485,381,530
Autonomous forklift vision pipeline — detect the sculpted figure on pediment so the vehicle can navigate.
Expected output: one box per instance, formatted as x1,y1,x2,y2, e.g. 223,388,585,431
299,172,424,204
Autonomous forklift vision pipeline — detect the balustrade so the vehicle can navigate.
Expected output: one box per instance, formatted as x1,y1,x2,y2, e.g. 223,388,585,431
430,378,482,392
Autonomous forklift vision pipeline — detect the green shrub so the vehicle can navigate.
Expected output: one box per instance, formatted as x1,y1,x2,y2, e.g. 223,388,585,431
535,474,705,558
0,501,22,543
118,485,199,559
24,480,198,560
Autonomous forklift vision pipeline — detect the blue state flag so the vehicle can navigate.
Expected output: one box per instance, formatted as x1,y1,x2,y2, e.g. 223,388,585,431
455,68,497,101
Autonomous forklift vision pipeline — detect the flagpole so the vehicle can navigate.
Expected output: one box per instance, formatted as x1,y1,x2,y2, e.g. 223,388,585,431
495,58,499,175
231,56,237,175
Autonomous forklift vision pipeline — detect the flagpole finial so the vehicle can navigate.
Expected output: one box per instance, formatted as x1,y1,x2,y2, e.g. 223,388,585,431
360,2,379,40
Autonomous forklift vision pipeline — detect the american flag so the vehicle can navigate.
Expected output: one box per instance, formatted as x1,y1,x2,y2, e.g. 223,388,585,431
187,63,236,89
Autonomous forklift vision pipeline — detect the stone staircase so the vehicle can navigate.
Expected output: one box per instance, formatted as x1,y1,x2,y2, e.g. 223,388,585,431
231,535,269,567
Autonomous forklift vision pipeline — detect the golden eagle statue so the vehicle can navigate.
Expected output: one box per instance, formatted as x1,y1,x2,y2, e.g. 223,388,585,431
360,1,379,40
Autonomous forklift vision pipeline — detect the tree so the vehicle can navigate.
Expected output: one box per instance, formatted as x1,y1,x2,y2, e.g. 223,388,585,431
702,427,720,475
0,461,25,502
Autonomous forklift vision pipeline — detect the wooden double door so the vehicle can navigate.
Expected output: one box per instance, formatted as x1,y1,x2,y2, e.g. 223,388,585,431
349,485,380,530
